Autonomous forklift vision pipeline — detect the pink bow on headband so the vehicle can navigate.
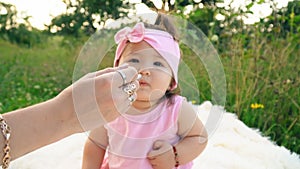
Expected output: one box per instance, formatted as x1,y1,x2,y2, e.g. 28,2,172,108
114,22,145,44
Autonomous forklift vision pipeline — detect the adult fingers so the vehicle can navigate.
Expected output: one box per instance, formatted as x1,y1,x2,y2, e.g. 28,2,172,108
112,66,138,87
94,64,129,77
72,66,139,129
98,67,139,120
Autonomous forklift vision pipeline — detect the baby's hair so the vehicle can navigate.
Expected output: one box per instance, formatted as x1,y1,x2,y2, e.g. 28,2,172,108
143,13,179,42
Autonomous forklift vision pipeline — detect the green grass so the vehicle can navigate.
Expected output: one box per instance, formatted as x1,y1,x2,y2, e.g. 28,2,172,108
179,32,300,154
0,33,299,155
0,36,77,111
220,33,300,154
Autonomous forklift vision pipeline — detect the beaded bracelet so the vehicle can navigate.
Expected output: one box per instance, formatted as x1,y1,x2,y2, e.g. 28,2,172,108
172,146,179,168
0,114,11,169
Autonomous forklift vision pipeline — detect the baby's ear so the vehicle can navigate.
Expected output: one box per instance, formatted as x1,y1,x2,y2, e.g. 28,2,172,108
168,78,176,90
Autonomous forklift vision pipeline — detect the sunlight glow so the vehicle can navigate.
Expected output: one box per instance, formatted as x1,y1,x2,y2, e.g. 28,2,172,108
0,0,294,30
1,0,66,30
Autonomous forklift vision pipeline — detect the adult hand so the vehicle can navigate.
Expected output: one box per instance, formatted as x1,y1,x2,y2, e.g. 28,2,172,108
56,65,139,131
147,140,175,169
0,65,138,161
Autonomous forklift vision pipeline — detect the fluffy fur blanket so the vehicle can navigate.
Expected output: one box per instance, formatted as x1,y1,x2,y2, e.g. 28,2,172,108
10,101,300,169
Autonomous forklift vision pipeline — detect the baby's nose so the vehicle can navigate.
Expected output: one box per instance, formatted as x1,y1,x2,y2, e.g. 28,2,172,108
139,69,151,76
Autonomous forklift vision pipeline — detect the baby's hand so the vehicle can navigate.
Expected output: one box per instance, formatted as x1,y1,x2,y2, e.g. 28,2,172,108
147,140,176,169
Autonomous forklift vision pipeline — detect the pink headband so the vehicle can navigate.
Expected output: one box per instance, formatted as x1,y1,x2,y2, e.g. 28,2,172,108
114,22,180,89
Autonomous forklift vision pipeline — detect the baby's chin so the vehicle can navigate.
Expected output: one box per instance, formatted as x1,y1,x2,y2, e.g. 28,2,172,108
137,89,166,99
131,97,164,110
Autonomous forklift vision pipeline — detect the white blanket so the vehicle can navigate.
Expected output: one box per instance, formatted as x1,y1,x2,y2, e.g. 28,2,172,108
10,101,300,169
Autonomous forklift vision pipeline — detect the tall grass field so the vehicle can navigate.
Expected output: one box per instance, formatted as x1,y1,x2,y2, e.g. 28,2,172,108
0,32,299,155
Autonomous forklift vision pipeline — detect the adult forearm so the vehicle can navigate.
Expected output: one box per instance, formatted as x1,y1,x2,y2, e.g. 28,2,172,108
2,97,79,160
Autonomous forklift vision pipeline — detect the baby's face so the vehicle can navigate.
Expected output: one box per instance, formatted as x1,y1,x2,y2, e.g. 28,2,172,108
119,41,173,102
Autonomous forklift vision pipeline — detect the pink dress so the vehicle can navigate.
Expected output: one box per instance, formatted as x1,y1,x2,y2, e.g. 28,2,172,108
101,95,193,169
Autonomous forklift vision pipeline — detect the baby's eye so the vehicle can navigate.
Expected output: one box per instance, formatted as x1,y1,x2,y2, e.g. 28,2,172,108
153,61,164,67
128,58,139,63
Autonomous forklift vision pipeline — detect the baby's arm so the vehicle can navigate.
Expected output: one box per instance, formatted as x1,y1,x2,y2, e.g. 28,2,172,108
174,99,208,165
147,100,207,168
82,126,108,169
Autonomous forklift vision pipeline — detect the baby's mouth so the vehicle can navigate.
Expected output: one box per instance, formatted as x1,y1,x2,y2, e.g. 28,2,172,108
139,81,149,86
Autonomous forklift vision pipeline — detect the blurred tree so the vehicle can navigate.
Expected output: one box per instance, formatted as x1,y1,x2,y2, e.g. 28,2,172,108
141,0,219,13
265,0,300,38
0,2,45,47
48,0,132,36
140,0,233,37
140,0,298,40
0,2,19,34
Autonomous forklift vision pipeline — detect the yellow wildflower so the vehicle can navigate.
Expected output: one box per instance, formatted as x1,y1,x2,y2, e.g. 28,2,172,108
251,103,264,109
